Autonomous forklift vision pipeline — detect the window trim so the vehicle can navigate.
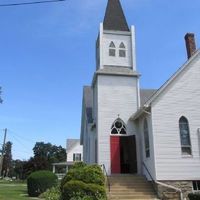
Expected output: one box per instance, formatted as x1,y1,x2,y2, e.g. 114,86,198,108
143,118,150,158
73,153,82,162
119,42,126,58
111,118,127,135
179,116,192,156
109,41,116,57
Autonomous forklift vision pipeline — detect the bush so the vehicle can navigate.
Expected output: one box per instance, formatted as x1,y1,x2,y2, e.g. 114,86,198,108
61,163,105,188
188,193,200,200
61,180,106,200
27,170,58,197
60,163,107,200
39,186,61,200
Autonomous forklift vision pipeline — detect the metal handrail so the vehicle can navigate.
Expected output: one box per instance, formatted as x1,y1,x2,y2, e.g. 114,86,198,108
101,164,110,192
142,162,157,193
142,162,183,200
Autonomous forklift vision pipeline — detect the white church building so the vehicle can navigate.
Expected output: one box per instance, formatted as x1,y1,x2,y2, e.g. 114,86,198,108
80,0,200,198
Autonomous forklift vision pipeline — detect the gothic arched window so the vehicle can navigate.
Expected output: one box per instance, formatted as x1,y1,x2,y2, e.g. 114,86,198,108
144,118,150,158
119,42,126,57
111,118,127,135
109,41,116,57
179,116,192,155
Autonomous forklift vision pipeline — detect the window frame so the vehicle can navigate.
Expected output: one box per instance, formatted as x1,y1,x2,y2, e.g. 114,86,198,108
73,153,82,162
109,41,116,57
193,181,200,192
179,116,192,156
119,42,126,58
111,118,127,135
143,118,150,158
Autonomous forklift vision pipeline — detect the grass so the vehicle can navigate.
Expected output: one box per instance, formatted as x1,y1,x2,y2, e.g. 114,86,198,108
0,180,41,200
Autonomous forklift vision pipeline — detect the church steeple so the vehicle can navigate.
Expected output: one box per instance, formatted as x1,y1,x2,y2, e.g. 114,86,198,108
103,0,130,31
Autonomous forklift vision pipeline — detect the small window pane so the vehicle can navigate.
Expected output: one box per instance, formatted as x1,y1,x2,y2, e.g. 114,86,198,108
119,42,125,48
120,128,126,135
111,128,118,134
109,41,115,48
73,153,81,161
119,50,126,57
109,49,115,57
181,147,191,155
193,181,197,190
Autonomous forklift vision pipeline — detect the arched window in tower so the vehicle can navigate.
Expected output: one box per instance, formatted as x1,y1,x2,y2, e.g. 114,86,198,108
119,42,126,57
111,118,127,135
109,41,116,57
179,116,192,155
143,118,150,158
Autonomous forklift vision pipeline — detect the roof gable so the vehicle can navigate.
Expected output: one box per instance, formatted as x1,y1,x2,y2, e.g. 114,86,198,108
103,0,130,31
132,50,200,120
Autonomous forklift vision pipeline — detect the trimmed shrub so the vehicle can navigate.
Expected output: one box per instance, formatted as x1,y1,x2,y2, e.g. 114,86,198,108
60,163,107,200
39,186,61,200
82,164,105,186
61,164,105,188
27,170,58,197
62,180,106,200
188,193,200,200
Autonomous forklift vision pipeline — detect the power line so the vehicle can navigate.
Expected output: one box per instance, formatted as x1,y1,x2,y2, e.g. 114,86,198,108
0,0,66,7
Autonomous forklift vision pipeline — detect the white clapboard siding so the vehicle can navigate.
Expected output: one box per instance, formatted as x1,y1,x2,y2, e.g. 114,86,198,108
97,75,139,174
151,53,200,180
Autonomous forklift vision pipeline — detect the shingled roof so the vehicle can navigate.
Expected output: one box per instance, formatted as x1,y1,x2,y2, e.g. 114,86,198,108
103,0,130,31
140,89,157,106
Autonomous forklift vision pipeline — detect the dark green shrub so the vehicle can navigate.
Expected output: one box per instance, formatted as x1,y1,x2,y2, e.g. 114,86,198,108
27,170,58,197
61,164,105,188
82,164,105,186
188,193,200,200
61,180,106,200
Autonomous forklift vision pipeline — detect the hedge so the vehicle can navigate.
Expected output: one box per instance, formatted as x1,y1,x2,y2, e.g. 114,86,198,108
27,170,58,197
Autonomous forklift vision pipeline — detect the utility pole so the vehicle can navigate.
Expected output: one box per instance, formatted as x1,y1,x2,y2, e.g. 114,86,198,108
0,128,7,177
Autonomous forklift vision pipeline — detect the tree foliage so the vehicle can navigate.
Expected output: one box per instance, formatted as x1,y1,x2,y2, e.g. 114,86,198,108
2,141,12,177
21,142,66,177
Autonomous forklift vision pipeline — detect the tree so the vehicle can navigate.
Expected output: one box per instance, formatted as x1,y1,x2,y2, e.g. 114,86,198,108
2,141,12,177
23,142,66,174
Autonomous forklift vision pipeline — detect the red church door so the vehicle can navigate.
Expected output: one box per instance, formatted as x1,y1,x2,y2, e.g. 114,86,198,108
110,136,120,173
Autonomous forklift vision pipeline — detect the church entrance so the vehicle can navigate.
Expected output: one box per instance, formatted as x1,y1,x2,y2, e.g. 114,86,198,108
110,135,137,174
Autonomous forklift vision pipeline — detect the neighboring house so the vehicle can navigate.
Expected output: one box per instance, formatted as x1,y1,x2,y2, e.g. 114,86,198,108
66,139,83,163
52,139,83,179
80,0,200,198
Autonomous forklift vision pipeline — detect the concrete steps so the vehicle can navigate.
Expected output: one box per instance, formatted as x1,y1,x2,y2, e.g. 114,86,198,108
107,174,159,200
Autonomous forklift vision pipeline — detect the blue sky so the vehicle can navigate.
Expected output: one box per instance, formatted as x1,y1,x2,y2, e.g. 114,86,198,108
0,0,200,160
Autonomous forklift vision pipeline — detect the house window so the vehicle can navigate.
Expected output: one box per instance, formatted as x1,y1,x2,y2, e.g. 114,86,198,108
193,181,200,191
73,153,81,162
119,42,126,57
179,116,192,155
109,41,116,57
111,118,127,135
144,118,150,158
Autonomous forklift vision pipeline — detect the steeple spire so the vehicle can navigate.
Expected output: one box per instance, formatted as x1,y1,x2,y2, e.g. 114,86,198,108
103,0,130,31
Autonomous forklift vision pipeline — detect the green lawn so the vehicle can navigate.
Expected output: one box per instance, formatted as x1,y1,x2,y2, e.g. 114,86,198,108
0,180,41,200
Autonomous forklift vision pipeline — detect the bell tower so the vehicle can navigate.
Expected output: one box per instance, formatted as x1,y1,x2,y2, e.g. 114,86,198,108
93,0,140,174
96,0,137,71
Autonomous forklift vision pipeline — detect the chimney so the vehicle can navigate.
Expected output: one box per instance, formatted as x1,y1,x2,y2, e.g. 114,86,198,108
184,33,196,59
